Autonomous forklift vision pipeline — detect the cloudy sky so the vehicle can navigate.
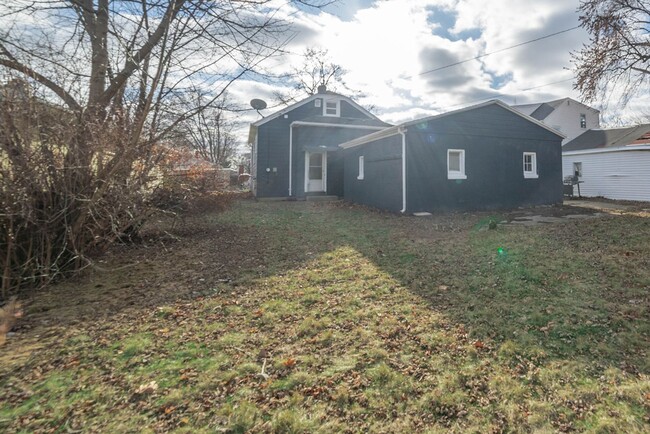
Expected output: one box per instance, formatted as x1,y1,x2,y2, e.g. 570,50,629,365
229,0,648,144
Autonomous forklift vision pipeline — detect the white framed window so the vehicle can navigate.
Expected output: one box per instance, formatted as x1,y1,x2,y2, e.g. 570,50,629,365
573,162,582,178
523,152,538,178
580,113,587,129
447,149,466,180
323,99,340,117
315,99,321,108
357,156,364,180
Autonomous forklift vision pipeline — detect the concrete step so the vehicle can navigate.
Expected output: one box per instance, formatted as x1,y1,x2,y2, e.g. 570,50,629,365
305,195,340,202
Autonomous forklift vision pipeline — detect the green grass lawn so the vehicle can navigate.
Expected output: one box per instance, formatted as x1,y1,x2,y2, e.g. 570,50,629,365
1,200,649,433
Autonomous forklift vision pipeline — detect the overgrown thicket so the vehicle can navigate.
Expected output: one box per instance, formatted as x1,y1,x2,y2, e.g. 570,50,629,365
0,0,332,300
0,86,160,298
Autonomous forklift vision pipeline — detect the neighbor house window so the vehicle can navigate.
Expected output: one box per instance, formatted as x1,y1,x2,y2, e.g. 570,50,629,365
523,152,538,178
323,99,340,117
447,149,466,179
358,156,364,180
315,99,321,108
573,162,582,178
580,113,587,129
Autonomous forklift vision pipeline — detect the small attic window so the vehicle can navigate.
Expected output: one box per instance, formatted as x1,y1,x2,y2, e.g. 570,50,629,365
323,99,340,117
580,113,587,129
315,99,321,108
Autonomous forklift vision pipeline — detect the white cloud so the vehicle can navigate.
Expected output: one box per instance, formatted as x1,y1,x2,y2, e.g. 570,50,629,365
238,0,649,133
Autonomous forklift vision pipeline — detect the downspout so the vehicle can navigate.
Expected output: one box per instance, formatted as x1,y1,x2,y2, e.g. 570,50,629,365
289,123,293,197
399,127,407,213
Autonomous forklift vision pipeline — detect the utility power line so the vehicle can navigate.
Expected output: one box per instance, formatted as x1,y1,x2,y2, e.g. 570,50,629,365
442,77,575,112
408,25,581,79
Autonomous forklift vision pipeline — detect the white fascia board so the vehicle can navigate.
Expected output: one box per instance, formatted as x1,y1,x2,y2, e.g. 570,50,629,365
338,126,401,149
563,145,650,156
401,100,566,139
252,94,382,128
341,99,568,150
252,95,319,127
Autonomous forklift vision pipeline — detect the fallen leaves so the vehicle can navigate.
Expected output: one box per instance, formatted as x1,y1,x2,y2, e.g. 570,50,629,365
282,357,297,368
134,381,158,396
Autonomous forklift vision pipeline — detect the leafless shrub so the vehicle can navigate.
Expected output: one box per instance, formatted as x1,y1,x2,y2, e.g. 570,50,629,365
0,87,160,298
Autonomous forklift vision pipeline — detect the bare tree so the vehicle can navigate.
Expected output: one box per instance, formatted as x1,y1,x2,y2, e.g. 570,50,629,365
0,0,333,297
572,0,650,105
275,47,363,104
182,92,237,167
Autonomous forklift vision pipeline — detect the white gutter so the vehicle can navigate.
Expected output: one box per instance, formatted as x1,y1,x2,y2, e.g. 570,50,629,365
291,121,386,130
289,121,387,196
339,126,400,149
289,125,293,196
563,144,650,156
399,127,407,213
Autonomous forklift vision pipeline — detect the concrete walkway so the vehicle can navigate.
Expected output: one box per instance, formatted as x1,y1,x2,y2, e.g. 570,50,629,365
564,199,634,212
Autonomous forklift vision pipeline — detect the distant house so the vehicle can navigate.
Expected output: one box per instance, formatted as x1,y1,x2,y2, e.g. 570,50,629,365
247,86,390,198
338,100,565,213
562,125,650,201
512,97,600,144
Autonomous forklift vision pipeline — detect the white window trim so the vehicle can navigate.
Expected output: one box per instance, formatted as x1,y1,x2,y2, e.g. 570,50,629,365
323,99,340,117
357,156,364,180
447,149,467,180
523,152,538,179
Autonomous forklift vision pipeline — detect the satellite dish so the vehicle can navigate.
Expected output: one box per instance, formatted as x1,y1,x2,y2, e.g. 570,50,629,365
250,98,267,110
250,98,267,118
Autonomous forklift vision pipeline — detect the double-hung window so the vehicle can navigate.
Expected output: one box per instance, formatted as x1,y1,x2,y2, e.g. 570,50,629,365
323,99,340,117
523,152,538,178
447,149,466,179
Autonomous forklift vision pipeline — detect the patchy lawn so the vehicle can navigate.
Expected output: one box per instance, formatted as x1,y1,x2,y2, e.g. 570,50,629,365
1,200,649,433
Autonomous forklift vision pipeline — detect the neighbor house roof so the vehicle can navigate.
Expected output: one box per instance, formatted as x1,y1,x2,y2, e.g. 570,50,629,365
512,97,600,121
339,99,566,149
562,124,650,152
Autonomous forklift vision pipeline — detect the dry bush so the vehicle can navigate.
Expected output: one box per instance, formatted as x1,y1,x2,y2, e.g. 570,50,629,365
0,90,161,300
149,146,233,214
0,297,22,346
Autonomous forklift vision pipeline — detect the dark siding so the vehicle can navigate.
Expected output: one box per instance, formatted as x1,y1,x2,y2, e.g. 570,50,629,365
255,97,378,198
343,135,403,212
340,100,372,119
405,104,563,212
290,125,383,198
255,99,324,197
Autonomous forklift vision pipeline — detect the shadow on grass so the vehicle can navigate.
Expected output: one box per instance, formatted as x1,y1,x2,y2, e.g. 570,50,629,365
2,198,649,432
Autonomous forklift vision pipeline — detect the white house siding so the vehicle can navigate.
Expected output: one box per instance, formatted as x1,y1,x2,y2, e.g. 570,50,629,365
545,100,600,145
563,150,650,201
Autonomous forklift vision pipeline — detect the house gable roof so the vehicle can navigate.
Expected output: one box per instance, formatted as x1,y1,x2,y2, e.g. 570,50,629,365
562,124,650,152
512,97,600,121
251,91,382,128
339,99,566,149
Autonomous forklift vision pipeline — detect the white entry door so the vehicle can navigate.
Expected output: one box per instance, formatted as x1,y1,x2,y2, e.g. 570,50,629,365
305,151,327,193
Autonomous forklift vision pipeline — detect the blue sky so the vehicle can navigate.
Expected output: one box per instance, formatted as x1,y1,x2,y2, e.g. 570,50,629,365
229,0,649,140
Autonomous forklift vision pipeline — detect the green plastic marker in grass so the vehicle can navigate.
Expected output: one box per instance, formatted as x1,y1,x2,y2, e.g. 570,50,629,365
497,247,506,256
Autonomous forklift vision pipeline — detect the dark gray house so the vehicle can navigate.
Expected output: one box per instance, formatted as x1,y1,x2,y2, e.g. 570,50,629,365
339,100,565,213
248,86,390,198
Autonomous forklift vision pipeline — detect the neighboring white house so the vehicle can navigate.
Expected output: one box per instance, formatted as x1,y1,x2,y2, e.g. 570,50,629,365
562,124,650,202
513,97,600,145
